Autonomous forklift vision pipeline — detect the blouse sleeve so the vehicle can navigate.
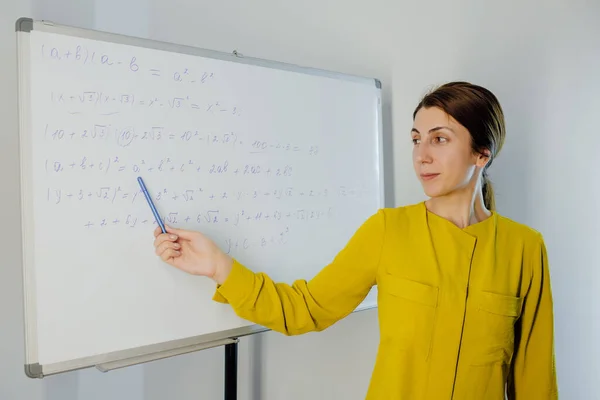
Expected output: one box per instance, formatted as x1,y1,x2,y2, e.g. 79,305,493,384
507,233,559,399
212,209,386,335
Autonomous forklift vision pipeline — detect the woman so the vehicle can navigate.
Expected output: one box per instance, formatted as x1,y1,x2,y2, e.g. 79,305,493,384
153,82,558,399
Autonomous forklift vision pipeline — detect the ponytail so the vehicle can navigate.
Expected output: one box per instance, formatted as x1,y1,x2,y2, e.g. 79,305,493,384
482,172,495,211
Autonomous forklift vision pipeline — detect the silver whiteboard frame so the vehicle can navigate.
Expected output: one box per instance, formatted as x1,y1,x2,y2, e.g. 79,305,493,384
15,17,385,379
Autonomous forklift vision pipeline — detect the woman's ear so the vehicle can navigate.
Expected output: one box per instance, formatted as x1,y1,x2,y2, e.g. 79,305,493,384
476,149,491,168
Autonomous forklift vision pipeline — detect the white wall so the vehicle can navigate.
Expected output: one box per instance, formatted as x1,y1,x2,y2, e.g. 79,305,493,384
0,1,36,399
0,0,44,400
1,0,598,399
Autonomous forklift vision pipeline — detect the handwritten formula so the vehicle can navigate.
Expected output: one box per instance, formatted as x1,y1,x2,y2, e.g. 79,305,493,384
41,43,215,86
29,31,374,260
43,123,319,154
45,185,364,205
50,91,242,117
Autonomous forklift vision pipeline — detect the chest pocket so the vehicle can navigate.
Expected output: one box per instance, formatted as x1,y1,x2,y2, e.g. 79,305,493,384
470,291,522,365
378,275,439,360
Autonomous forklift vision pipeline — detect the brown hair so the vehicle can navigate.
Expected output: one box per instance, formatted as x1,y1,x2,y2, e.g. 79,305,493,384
412,81,506,211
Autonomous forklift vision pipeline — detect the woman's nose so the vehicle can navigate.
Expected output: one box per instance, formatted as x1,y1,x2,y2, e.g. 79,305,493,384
416,142,433,164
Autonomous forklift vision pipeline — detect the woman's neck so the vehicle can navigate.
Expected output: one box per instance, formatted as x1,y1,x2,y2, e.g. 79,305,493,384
425,188,491,229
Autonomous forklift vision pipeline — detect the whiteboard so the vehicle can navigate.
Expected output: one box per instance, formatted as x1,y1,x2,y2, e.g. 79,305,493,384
15,18,384,377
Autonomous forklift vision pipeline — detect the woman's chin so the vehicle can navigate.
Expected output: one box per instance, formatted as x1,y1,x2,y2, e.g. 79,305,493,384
421,183,446,198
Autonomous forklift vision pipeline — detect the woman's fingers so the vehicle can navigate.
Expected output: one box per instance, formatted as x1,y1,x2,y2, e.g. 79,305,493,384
154,225,197,243
165,225,196,240
155,240,181,256
159,248,181,262
153,232,179,248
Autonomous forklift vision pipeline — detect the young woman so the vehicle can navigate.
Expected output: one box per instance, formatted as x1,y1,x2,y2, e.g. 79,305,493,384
153,82,558,399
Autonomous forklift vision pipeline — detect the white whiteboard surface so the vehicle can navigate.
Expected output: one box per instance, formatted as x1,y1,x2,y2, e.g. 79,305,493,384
16,18,384,377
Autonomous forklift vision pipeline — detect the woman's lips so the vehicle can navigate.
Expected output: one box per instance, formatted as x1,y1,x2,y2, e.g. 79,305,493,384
420,173,439,181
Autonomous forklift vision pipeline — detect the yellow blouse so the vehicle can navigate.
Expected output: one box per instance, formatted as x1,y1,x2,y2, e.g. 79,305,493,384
213,202,558,399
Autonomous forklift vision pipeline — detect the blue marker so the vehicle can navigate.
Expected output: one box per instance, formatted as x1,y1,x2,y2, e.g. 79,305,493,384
137,176,166,233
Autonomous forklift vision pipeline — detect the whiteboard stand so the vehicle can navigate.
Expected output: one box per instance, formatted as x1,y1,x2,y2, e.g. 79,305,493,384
15,17,384,385
225,340,238,400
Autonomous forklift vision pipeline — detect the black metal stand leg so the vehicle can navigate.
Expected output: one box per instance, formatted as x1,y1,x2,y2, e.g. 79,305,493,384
224,340,238,400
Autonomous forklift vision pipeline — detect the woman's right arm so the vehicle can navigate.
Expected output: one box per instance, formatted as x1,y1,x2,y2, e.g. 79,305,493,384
154,209,386,335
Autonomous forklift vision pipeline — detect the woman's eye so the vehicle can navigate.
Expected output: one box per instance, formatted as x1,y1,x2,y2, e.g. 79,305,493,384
412,138,420,145
435,137,447,144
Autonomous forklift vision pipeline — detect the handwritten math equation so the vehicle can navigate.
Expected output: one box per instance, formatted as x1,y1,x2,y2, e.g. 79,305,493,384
45,156,297,178
36,40,347,248
50,91,242,116
223,229,292,254
45,185,361,205
41,43,214,86
44,124,319,155
79,207,332,229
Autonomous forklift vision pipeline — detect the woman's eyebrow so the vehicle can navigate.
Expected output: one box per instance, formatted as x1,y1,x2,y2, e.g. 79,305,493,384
411,126,455,134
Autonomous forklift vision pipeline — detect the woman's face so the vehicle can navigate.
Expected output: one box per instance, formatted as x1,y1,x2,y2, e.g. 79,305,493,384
411,106,488,199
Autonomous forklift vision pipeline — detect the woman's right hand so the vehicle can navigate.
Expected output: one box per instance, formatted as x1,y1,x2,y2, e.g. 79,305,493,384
153,225,233,284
